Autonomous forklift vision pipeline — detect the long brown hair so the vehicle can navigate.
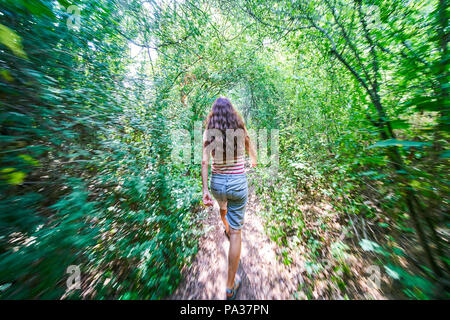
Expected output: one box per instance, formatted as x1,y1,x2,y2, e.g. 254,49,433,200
204,97,248,162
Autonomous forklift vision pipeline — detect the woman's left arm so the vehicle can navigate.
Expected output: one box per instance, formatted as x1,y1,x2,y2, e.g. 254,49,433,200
245,132,257,168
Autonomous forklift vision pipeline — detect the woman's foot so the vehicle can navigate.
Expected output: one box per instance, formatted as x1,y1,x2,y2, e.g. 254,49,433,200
226,275,241,300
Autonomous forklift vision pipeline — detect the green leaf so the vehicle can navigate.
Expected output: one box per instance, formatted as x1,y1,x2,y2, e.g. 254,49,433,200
359,170,378,176
385,265,400,280
390,119,410,130
0,24,27,59
439,150,450,159
0,168,26,185
368,139,431,149
359,239,389,256
0,69,13,82
360,239,381,252
0,283,12,292
18,154,39,166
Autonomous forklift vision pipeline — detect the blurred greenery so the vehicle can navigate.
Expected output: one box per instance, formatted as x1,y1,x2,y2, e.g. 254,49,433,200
0,0,448,299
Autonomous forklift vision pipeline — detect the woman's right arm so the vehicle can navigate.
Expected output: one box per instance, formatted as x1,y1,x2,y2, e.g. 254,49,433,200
201,132,213,206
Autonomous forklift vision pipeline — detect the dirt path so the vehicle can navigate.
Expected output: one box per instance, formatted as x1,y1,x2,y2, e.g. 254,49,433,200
170,184,305,300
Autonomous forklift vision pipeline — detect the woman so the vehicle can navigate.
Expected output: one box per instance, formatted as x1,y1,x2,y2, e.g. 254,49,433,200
201,97,257,300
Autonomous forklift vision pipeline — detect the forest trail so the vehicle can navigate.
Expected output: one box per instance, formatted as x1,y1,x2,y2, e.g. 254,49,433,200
170,173,389,300
170,181,305,300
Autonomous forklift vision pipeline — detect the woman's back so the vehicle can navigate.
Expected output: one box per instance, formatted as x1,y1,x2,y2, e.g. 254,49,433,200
211,153,245,174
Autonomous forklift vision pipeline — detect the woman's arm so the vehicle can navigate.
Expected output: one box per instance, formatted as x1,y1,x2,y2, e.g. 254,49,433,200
245,134,257,168
201,133,213,206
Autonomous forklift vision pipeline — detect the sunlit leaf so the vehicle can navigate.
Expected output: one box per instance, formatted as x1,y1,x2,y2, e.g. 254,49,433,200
0,24,27,59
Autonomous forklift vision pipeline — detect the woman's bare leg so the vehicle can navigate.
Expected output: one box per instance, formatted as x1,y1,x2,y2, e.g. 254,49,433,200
226,227,241,289
218,201,229,234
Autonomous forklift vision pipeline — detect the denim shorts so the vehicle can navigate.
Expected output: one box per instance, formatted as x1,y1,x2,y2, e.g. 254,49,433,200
210,173,248,230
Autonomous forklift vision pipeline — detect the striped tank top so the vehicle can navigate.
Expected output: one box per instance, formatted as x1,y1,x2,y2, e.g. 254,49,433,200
211,154,245,174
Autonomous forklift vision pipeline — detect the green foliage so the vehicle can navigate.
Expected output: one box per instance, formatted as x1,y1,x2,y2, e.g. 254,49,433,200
0,0,205,299
0,0,448,300
243,0,448,299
